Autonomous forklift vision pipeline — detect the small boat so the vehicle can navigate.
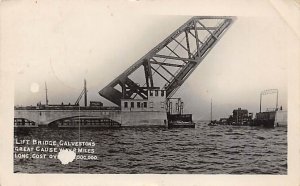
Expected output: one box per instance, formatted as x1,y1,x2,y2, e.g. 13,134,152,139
208,120,218,126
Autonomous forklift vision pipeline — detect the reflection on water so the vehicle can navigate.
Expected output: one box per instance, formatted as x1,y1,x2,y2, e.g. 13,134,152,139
14,121,287,174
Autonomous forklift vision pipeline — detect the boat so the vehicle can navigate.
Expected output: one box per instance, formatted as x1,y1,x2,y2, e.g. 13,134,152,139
253,89,287,128
167,113,195,128
254,107,287,128
164,97,195,128
208,120,218,126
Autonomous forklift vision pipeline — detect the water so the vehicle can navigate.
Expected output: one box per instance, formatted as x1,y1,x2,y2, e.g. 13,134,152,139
14,121,287,174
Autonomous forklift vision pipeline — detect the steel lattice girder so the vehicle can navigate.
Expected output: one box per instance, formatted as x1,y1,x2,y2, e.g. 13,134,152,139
99,16,236,106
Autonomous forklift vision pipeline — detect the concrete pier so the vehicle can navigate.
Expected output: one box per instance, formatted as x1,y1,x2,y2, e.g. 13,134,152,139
14,109,167,127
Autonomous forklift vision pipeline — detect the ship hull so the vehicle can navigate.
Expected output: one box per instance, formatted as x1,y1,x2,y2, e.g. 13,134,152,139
254,110,287,128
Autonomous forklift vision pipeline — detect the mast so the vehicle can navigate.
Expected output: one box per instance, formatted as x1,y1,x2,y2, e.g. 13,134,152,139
210,98,212,122
45,82,49,106
259,92,262,113
276,91,278,110
84,79,87,107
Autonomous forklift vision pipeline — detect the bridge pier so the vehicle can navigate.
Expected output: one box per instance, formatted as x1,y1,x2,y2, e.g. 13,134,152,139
14,109,167,127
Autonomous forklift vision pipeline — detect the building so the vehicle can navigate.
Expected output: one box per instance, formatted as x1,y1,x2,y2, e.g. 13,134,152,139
219,108,253,125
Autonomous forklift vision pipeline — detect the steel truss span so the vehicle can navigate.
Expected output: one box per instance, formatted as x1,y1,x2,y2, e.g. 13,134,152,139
99,16,236,106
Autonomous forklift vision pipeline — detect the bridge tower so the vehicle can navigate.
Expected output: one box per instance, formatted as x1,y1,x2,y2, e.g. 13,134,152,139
99,16,235,106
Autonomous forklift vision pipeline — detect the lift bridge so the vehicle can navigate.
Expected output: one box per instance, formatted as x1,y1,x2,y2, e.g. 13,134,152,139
99,16,235,107
14,16,235,127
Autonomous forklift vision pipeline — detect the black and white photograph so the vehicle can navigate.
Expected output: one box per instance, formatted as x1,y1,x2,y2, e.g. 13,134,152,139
1,0,300,185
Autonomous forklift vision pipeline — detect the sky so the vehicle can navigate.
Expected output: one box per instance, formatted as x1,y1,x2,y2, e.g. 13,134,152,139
2,0,299,120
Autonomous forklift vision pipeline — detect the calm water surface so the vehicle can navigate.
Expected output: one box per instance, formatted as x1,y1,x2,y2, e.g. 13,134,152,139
14,121,287,174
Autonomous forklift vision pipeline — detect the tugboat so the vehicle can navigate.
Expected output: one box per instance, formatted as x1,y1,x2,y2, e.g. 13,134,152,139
167,98,195,128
